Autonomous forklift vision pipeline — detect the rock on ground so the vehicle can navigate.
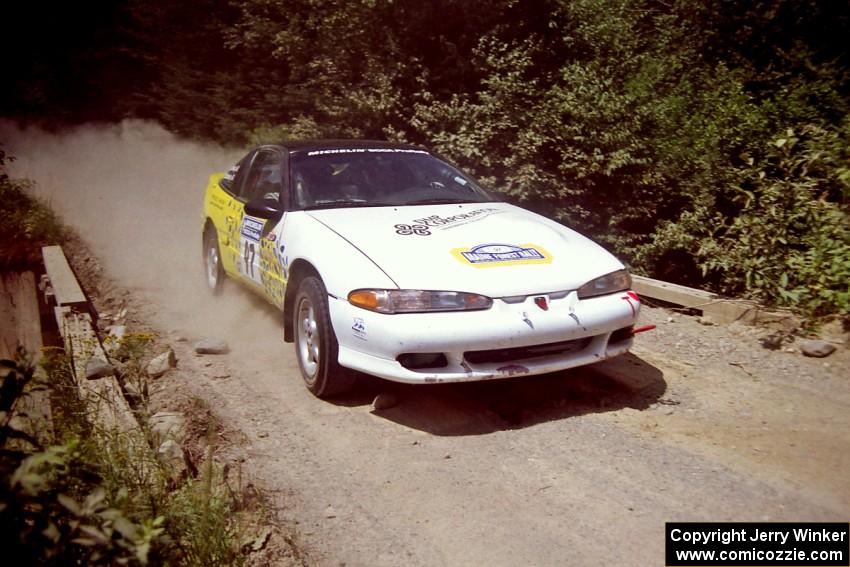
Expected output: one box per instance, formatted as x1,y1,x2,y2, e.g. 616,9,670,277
122,375,148,403
800,340,836,358
194,339,230,355
85,357,115,380
157,439,187,480
149,411,187,446
147,348,177,378
372,394,399,411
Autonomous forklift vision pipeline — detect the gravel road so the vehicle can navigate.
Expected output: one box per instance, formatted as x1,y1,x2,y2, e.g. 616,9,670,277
5,120,848,566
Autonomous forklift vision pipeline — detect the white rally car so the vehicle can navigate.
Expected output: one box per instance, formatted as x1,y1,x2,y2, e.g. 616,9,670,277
202,141,647,397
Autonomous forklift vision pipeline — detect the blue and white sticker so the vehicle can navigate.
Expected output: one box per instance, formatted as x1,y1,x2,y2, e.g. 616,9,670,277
451,243,552,267
352,318,367,340
241,217,264,242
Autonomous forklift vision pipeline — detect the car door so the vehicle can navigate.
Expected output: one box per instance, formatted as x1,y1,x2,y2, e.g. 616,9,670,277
204,155,250,278
234,148,288,306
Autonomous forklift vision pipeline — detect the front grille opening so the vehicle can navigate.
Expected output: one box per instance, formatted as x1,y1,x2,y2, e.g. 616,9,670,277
609,326,633,344
397,352,449,370
464,337,592,365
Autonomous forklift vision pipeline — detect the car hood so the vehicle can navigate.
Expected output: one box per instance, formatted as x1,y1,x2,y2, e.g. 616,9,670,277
307,202,624,297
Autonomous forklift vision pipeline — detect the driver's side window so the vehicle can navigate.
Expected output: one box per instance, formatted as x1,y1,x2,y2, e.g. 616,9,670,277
241,150,283,203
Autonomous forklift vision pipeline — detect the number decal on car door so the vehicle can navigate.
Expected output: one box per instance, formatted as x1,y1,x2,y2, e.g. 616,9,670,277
243,240,256,279
239,216,265,286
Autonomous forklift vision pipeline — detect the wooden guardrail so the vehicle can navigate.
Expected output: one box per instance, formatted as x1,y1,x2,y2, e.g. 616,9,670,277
1,271,43,360
632,275,796,327
1,270,52,444
53,306,142,434
42,246,151,460
42,246,89,311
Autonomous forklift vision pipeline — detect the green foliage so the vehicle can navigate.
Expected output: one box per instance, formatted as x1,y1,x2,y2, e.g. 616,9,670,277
0,155,65,270
2,347,257,566
165,464,244,566
220,0,420,140
156,399,245,566
414,0,767,257
691,125,850,317
248,116,324,147
8,447,165,566
4,0,849,317
110,331,157,372
412,0,849,318
1,357,162,565
0,350,39,449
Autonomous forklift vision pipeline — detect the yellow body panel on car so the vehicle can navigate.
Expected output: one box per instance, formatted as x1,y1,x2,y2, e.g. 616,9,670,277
203,172,287,309
203,172,241,276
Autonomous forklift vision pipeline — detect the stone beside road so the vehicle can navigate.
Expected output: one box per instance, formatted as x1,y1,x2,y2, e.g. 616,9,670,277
149,411,186,446
194,339,230,355
372,394,399,411
85,357,115,380
147,348,177,378
800,339,837,358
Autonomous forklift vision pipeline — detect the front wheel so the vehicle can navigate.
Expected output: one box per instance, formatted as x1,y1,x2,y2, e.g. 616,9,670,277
294,276,356,397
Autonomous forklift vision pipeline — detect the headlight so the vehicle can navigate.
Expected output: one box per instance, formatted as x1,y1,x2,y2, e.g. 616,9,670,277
577,269,632,299
348,289,493,314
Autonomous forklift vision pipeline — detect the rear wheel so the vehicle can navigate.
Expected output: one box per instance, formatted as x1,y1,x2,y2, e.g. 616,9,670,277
294,276,355,397
203,225,225,294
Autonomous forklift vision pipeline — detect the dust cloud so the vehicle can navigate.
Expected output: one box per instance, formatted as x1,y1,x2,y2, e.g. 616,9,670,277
0,120,283,350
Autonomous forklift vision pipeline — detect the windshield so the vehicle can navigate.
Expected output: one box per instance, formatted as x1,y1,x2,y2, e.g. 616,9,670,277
290,149,495,209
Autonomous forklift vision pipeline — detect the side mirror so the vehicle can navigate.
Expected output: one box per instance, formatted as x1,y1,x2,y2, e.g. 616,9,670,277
245,198,284,221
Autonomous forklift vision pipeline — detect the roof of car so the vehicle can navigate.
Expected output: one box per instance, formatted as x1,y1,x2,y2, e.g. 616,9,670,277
276,139,428,155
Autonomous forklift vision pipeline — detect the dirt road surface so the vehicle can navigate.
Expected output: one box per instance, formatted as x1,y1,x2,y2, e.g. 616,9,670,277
4,121,848,566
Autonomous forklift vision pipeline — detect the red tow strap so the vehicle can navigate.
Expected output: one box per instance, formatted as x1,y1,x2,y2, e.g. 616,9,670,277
631,324,656,335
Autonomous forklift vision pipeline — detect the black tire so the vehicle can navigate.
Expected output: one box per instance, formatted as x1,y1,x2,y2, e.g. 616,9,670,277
294,276,356,397
203,225,225,295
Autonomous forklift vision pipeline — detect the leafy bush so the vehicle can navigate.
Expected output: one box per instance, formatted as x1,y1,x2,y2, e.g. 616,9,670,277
1,346,256,565
0,149,64,270
646,124,850,318
412,0,768,258
4,0,850,317
165,459,245,567
411,1,849,318
247,116,323,147
1,353,162,565
697,125,850,317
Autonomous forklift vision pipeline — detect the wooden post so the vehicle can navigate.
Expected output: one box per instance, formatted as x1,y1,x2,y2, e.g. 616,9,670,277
1,270,53,444
631,275,796,326
44,247,157,477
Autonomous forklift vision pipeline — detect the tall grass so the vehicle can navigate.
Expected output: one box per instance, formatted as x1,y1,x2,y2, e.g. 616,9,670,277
1,345,258,565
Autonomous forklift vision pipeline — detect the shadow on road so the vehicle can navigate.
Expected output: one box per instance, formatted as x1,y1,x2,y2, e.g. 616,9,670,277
332,353,666,436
